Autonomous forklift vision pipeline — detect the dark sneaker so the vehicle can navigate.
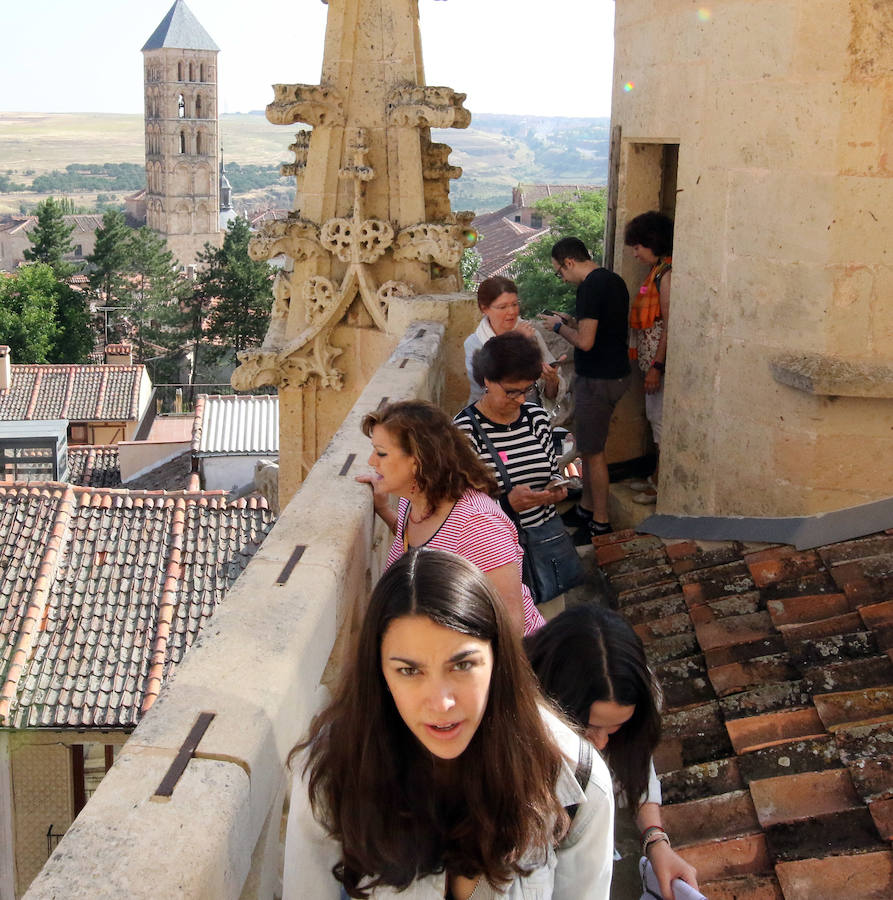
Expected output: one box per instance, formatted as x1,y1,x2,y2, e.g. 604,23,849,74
573,519,612,546
561,503,593,527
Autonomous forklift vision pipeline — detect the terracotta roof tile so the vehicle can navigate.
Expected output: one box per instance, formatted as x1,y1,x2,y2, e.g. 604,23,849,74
597,527,893,893
66,446,121,487
0,365,146,422
0,482,273,728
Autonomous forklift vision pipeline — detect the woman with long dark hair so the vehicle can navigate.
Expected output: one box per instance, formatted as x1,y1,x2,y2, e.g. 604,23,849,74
356,399,544,634
284,550,614,898
524,605,698,900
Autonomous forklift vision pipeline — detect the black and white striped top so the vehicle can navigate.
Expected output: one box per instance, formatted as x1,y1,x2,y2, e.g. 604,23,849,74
454,403,559,529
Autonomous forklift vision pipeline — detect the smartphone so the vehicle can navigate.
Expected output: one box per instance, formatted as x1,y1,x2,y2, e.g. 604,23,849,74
546,476,571,489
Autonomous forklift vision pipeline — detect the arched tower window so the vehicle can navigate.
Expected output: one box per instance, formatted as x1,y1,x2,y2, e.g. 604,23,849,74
195,95,202,119
200,64,205,82
177,61,183,81
180,131,187,154
178,94,185,119
196,132,203,155
189,62,194,81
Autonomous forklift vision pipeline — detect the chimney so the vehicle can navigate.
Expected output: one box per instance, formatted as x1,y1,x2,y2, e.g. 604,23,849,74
104,343,133,366
0,345,10,391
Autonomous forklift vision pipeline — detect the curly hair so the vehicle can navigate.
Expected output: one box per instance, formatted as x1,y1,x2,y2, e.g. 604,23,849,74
524,604,661,809
476,276,519,312
297,550,569,897
361,400,498,505
623,211,674,257
471,330,543,387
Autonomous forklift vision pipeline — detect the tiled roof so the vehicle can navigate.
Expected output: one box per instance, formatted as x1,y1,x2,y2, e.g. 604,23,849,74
0,483,273,729
0,214,104,236
142,0,219,52
191,394,279,456
594,529,893,897
66,446,121,488
248,209,290,227
472,205,549,281
0,364,145,422
514,184,602,205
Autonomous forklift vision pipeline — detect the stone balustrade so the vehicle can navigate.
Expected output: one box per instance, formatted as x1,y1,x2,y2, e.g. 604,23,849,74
24,319,448,899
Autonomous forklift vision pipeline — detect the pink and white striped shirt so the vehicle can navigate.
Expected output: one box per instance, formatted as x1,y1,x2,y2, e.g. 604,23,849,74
386,489,545,635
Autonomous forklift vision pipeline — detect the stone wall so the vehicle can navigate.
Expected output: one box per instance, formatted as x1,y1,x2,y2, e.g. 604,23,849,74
611,0,893,516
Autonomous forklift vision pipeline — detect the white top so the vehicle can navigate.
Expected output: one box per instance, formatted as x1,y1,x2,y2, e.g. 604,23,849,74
282,707,615,899
463,317,565,407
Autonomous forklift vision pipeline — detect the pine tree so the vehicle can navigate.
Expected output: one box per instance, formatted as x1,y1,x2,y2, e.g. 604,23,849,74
87,209,132,307
47,282,94,364
196,218,273,363
124,227,181,361
23,197,77,276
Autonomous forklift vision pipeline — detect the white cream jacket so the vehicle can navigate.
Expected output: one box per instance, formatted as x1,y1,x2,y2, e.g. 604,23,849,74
282,708,614,899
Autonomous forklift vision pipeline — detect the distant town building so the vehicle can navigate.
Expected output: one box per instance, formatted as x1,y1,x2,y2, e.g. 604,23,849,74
190,393,279,492
0,343,152,446
141,0,223,265
0,214,104,273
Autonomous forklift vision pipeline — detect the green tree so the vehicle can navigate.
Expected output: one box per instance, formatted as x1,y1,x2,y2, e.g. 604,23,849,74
87,209,131,307
124,227,181,361
196,218,273,363
460,247,482,291
23,197,77,276
0,264,60,362
47,282,94,364
512,189,607,318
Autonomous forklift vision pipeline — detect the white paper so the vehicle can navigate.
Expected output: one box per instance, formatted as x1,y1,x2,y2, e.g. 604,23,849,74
638,857,708,900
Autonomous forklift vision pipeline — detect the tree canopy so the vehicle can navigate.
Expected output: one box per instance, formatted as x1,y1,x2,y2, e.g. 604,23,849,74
0,265,61,363
23,197,78,277
195,217,273,363
512,189,607,318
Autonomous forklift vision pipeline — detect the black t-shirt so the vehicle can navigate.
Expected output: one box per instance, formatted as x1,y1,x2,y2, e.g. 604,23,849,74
574,267,631,379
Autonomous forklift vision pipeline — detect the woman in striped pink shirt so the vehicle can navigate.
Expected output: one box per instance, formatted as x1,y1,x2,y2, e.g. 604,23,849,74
356,400,544,635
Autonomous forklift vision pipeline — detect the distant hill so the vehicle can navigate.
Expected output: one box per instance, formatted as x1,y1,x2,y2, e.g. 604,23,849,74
0,111,609,215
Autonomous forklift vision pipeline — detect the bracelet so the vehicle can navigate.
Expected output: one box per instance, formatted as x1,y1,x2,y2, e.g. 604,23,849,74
642,828,671,856
651,361,665,373
553,321,562,334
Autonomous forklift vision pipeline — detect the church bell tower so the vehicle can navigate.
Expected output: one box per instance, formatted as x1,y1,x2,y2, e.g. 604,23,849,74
142,0,222,265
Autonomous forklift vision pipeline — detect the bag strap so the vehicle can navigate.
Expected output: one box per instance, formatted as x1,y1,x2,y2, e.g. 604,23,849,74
567,735,593,822
461,405,515,494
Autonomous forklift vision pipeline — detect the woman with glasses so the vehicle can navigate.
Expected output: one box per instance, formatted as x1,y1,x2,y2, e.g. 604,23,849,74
356,399,545,635
464,275,565,405
455,332,581,605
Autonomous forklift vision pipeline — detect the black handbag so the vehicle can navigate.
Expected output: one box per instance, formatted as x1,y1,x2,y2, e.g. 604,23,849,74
462,406,584,605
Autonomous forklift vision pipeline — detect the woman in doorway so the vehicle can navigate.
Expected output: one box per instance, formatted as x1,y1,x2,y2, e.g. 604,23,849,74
624,212,673,505
356,400,544,635
283,550,614,898
525,604,699,900
464,275,565,406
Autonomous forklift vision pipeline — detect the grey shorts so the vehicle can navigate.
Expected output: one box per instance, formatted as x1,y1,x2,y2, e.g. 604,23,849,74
574,373,631,454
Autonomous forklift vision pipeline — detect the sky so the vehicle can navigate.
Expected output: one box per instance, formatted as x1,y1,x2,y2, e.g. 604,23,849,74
0,0,616,119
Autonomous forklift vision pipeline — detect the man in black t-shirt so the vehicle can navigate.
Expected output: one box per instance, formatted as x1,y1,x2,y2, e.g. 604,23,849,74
540,237,631,540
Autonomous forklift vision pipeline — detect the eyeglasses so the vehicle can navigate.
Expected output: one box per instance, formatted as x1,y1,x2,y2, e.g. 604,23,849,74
553,262,566,280
499,382,536,399
489,300,521,312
